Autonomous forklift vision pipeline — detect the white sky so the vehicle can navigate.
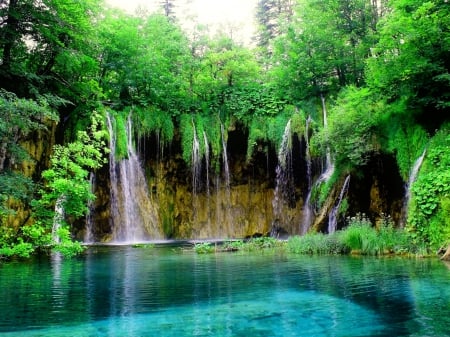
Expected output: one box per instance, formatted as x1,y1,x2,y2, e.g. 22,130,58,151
105,0,258,44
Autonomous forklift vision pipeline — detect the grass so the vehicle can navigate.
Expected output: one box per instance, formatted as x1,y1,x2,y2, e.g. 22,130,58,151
192,214,424,256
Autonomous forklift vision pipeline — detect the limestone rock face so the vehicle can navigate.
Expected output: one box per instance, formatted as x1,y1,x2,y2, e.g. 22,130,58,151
4,122,56,230
79,131,404,242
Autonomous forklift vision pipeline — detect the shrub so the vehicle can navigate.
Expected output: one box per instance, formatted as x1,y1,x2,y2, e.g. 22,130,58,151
194,242,215,254
287,233,347,255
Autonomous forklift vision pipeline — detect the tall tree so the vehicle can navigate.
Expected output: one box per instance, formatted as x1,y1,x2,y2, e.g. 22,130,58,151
255,0,294,62
366,0,450,130
160,0,177,21
271,0,381,102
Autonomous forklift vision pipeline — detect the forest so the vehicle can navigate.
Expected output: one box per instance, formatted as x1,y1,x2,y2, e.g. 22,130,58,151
0,0,449,258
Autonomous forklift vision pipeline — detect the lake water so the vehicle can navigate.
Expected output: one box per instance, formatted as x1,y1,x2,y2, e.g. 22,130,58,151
0,245,449,336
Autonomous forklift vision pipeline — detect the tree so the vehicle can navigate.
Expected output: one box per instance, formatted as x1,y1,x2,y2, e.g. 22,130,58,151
255,0,294,52
32,111,108,256
160,0,177,21
366,0,450,131
0,0,102,99
0,90,59,258
271,0,381,102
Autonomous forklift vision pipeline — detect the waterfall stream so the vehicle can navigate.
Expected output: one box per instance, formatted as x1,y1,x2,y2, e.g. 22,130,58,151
52,195,66,243
107,113,161,243
328,175,351,234
191,124,202,195
401,149,427,226
220,122,232,233
272,119,293,236
301,96,334,234
84,172,96,243
301,116,313,234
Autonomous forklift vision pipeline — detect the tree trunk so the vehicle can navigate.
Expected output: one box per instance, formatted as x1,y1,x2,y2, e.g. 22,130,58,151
440,244,450,261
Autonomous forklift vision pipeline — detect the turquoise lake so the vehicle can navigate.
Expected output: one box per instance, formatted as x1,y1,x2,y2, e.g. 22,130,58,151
0,245,449,336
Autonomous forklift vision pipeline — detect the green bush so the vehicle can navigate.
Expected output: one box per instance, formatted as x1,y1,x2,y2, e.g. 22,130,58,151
407,126,450,250
194,242,215,254
242,237,282,251
287,233,347,255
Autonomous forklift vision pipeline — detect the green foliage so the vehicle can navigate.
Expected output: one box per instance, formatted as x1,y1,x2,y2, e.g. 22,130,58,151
179,113,224,170
0,90,59,170
246,108,304,162
407,126,450,250
0,240,34,259
323,87,379,167
310,169,339,210
246,116,270,162
221,239,245,251
289,108,306,139
287,233,348,255
179,114,195,167
0,172,35,218
271,0,378,101
132,243,155,249
382,113,429,180
193,237,284,254
241,237,282,251
133,106,174,146
366,0,450,111
194,242,215,254
32,111,108,255
341,214,411,255
52,227,85,258
341,215,378,254
223,85,285,126
113,112,129,161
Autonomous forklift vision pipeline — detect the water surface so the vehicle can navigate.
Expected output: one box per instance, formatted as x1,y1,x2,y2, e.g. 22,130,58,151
0,245,449,336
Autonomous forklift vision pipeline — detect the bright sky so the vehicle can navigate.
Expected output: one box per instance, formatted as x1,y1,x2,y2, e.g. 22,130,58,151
106,0,258,44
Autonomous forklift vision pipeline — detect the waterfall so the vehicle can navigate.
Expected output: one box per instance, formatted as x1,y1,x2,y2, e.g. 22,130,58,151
84,172,95,243
203,131,211,229
221,123,231,189
191,124,201,195
401,149,426,226
203,131,210,197
220,122,232,233
328,175,351,234
301,97,334,234
272,119,293,237
301,116,313,234
52,195,66,243
107,113,161,243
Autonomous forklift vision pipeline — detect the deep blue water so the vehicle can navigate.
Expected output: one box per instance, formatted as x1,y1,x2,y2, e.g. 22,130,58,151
0,245,449,336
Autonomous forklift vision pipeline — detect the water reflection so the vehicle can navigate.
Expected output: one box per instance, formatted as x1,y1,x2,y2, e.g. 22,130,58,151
0,247,448,336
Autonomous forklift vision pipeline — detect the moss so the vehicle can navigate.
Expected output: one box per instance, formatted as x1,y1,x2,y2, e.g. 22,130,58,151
407,124,450,249
133,106,174,146
179,114,194,166
114,112,129,161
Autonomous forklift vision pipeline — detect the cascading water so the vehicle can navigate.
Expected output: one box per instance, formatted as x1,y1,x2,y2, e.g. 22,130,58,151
218,123,230,235
84,172,95,243
202,130,211,230
190,123,204,237
52,195,66,243
301,96,335,234
272,119,293,237
107,113,161,243
328,175,350,234
191,124,202,195
203,131,210,197
301,115,313,234
221,123,231,190
401,149,426,226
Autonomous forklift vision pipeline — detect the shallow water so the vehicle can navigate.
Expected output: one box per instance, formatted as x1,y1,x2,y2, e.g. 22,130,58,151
0,245,449,336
